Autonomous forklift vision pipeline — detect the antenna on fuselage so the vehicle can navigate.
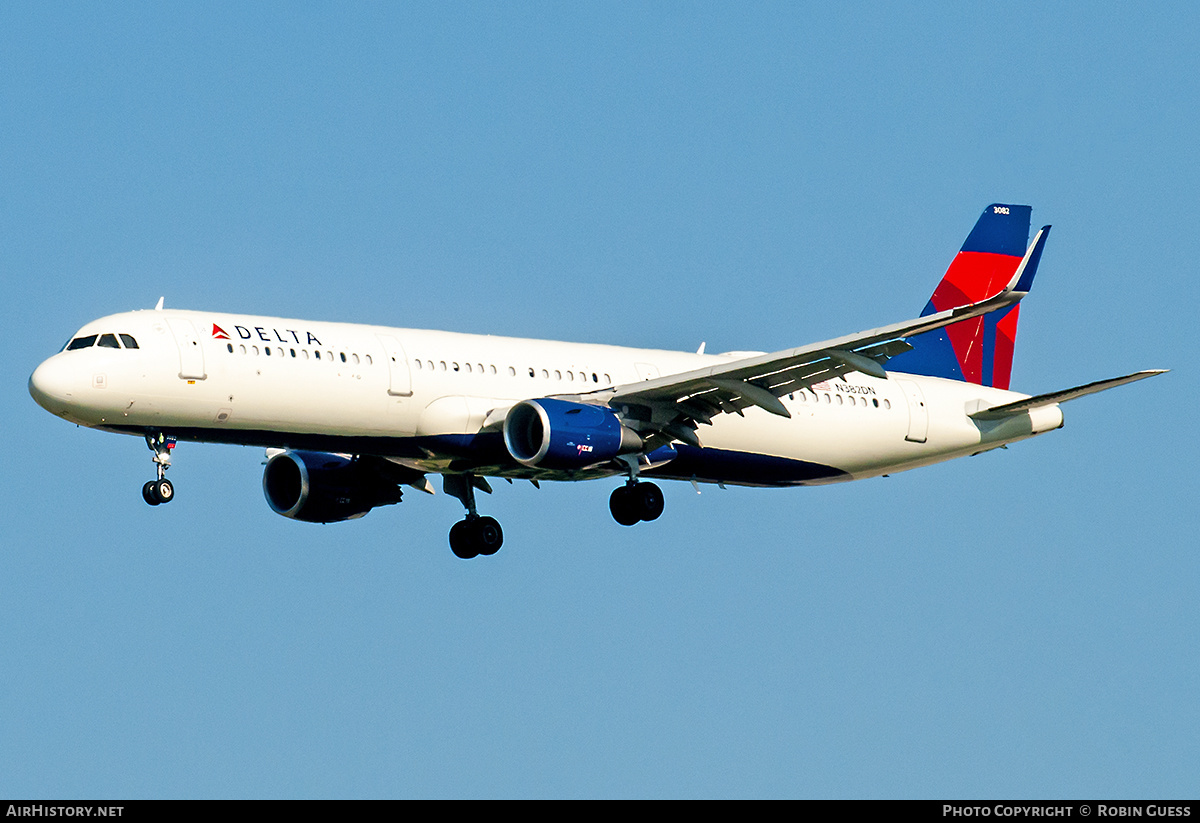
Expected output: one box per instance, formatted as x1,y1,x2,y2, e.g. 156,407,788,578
154,296,164,311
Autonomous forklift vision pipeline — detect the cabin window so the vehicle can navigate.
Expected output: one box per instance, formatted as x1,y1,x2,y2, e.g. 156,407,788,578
227,343,234,353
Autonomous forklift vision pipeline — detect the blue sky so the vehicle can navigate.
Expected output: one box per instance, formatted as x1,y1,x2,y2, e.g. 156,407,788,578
2,2,1194,798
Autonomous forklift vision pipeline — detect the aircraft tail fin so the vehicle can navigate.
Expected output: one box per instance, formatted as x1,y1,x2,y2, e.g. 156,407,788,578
887,204,1043,389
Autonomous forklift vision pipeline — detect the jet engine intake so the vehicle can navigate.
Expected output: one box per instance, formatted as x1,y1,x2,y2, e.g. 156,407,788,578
503,398,642,470
263,450,399,523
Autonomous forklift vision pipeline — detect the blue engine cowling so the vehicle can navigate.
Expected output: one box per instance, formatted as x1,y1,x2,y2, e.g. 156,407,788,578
503,398,642,470
263,451,396,523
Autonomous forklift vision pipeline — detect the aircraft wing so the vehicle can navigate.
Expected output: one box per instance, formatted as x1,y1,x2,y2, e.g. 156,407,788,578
603,227,1051,447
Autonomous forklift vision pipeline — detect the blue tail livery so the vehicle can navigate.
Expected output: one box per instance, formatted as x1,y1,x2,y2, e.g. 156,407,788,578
887,203,1046,389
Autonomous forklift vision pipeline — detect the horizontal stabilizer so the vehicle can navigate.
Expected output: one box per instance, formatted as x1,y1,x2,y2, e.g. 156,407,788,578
969,370,1167,420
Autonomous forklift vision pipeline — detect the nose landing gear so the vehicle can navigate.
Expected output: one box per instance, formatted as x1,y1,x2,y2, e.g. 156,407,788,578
142,432,176,506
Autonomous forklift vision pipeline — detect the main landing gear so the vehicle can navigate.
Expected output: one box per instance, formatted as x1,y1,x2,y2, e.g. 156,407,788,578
443,474,503,559
609,455,664,526
609,480,665,526
142,432,175,506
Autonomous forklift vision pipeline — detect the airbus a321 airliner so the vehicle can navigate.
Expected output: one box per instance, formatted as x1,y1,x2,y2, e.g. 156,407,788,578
29,204,1163,558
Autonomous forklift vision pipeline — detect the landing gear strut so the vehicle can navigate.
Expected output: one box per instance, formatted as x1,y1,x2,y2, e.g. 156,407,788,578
142,432,175,506
609,456,664,526
443,474,503,559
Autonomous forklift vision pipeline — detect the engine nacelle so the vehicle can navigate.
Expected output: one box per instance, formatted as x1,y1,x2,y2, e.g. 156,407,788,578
503,398,642,470
263,450,392,523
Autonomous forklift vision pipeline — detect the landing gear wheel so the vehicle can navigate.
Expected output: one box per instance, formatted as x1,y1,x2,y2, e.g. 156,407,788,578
151,478,174,504
634,482,664,522
610,482,665,525
143,481,161,506
449,519,479,559
143,478,173,505
475,516,504,556
609,486,640,526
449,515,505,559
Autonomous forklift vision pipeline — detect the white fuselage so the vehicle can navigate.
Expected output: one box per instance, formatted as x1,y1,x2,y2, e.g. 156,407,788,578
29,309,1064,487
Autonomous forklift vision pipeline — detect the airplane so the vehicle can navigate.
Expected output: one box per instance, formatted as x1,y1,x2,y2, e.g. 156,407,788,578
28,204,1164,559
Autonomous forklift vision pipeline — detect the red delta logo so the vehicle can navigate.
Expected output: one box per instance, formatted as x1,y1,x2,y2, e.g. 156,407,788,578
211,324,231,340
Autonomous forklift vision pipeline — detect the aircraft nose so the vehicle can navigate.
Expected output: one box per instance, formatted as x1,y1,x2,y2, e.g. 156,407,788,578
28,356,77,413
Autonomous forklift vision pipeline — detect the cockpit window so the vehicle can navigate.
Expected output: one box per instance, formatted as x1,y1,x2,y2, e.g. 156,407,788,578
67,335,97,350
64,332,140,351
